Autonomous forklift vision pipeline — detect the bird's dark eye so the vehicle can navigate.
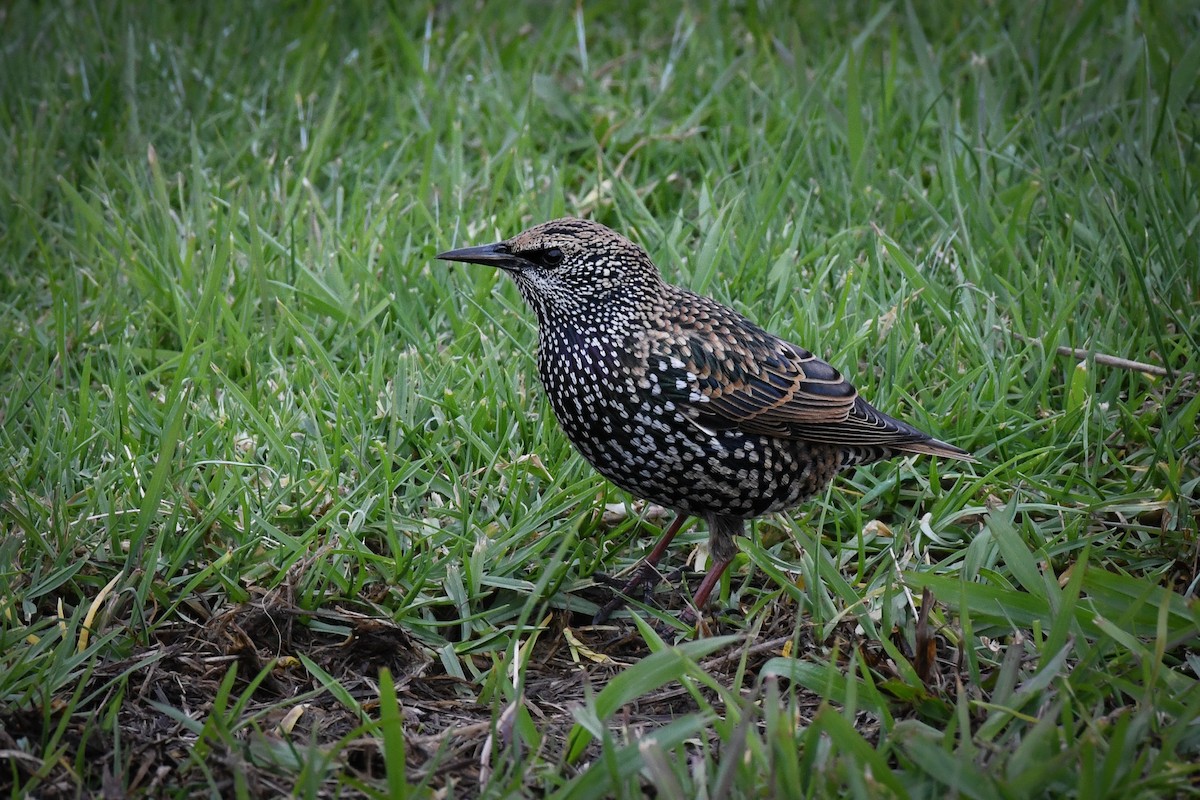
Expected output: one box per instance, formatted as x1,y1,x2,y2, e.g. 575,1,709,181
540,247,564,267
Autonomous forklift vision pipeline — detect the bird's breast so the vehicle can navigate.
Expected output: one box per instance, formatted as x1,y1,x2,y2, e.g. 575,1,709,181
534,327,772,512
537,328,625,411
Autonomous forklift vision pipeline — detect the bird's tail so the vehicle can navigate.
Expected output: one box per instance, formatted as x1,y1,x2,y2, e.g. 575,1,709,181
832,397,978,467
893,437,977,463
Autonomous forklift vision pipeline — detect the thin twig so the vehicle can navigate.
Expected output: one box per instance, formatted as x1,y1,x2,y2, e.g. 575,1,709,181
1053,345,1169,377
1001,328,1171,377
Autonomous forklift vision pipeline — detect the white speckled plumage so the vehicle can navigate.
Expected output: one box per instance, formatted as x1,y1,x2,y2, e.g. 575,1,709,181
439,217,973,620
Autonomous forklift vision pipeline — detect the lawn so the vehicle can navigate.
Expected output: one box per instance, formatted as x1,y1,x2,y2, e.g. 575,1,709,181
2,1,1198,797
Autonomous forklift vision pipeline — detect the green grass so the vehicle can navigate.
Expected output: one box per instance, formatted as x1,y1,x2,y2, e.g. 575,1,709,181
2,0,1198,796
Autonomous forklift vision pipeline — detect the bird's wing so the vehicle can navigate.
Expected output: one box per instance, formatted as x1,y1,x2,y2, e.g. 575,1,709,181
640,299,856,437
658,333,856,437
646,295,962,454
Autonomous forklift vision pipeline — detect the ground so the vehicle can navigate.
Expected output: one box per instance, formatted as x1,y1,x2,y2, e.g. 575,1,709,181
1,0,1198,797
3,558,959,797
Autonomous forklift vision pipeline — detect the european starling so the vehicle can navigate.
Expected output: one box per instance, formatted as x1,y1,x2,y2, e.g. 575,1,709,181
438,218,974,622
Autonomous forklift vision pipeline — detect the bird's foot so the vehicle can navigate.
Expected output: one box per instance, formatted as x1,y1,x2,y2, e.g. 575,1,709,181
590,572,625,589
661,564,689,586
591,562,667,624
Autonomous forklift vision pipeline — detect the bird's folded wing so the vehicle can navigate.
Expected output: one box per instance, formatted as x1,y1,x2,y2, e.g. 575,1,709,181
647,317,855,436
653,327,946,450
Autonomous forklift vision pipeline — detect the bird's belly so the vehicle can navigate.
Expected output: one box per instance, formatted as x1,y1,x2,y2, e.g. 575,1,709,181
541,364,839,518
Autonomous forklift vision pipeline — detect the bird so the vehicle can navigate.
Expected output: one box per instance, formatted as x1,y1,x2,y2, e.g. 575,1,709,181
437,217,974,623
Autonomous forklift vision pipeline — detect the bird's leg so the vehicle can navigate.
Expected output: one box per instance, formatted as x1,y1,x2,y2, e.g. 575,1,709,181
684,514,743,620
592,514,687,624
687,556,734,613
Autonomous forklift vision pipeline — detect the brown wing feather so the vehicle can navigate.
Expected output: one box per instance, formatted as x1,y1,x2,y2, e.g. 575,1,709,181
652,292,973,461
696,339,858,435
651,293,857,435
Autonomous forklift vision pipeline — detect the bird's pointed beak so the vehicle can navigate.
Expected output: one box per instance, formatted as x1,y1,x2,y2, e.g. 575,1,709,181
436,241,526,272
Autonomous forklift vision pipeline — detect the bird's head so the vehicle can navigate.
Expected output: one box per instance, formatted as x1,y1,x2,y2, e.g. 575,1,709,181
437,217,663,324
